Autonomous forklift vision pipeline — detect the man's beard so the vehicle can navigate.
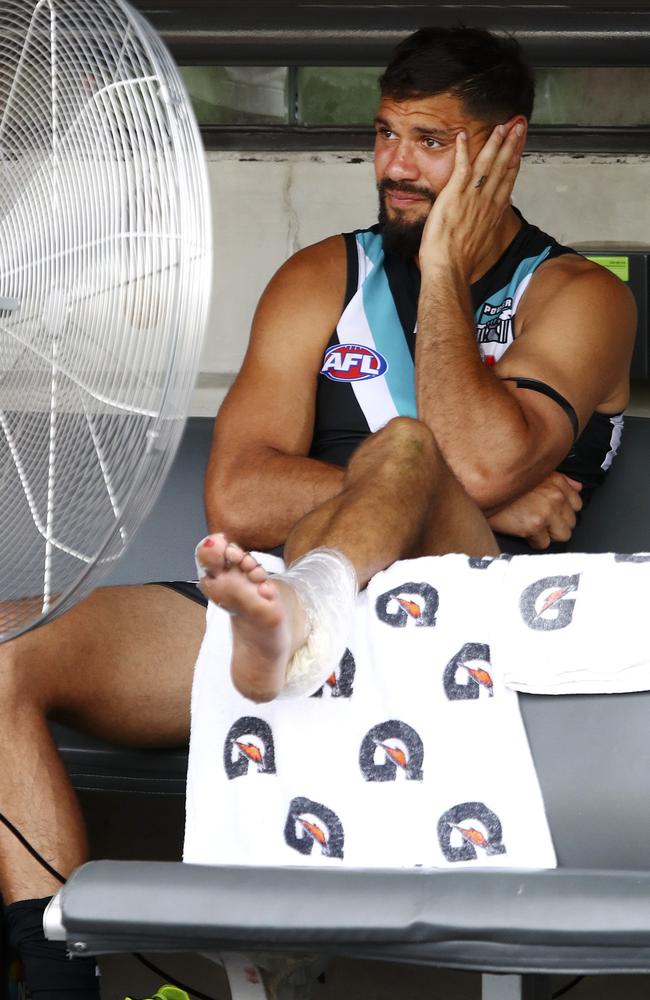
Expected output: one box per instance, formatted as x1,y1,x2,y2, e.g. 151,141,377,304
377,180,435,258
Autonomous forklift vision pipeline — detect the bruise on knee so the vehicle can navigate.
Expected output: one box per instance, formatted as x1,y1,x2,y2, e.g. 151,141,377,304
345,417,440,489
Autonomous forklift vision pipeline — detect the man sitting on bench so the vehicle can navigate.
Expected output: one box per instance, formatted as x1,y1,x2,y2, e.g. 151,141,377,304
1,26,634,1000
193,26,634,702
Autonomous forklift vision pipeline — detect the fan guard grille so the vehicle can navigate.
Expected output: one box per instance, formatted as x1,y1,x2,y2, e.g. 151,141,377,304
0,0,211,640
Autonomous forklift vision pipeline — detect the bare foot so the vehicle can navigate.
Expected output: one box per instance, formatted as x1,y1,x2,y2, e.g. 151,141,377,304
196,533,307,702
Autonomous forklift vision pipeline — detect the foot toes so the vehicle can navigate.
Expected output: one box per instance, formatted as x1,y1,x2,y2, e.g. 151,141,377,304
195,536,270,609
249,564,269,584
240,551,262,574
224,541,246,567
196,533,227,577
258,579,277,600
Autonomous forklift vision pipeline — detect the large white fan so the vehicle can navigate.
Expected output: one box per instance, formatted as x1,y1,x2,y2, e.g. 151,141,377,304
0,0,211,640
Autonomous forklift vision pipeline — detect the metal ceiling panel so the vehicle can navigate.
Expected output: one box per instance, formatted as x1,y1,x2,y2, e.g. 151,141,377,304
131,3,650,65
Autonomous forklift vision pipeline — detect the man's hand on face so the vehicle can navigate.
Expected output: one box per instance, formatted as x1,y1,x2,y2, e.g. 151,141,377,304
486,473,584,550
418,120,525,281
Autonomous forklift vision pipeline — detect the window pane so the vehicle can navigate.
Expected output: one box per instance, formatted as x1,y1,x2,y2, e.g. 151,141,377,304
179,66,288,125
297,66,381,126
533,68,650,126
299,66,650,130
181,65,650,131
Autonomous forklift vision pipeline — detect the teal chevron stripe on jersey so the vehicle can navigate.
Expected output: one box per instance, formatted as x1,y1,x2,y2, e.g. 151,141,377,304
357,230,417,417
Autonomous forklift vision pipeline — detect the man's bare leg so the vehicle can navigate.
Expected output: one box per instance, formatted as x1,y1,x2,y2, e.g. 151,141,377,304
197,417,498,701
0,585,205,904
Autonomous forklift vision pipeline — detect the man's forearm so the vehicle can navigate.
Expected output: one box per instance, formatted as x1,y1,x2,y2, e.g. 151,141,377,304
416,262,541,507
205,449,344,551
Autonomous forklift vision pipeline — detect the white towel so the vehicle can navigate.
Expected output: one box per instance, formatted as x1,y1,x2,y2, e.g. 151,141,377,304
184,552,555,871
493,552,650,694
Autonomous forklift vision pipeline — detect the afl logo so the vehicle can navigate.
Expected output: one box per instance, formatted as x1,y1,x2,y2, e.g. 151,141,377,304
321,343,388,382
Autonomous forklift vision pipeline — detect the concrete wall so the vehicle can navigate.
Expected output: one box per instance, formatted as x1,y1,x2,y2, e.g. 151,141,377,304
191,149,650,416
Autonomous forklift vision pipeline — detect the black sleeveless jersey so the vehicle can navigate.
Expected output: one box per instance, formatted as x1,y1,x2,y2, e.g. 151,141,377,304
310,213,623,507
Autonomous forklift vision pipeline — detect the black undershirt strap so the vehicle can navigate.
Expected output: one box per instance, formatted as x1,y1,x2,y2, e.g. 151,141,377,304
501,376,579,442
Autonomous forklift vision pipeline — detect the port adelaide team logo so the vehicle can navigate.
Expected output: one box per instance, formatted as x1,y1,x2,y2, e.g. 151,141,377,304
320,343,388,382
476,296,514,345
359,720,424,782
284,796,345,859
223,717,276,779
519,574,580,631
443,642,494,700
375,581,439,628
437,802,507,862
311,648,356,698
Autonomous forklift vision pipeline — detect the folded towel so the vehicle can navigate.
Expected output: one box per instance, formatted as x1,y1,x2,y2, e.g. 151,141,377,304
493,552,650,694
183,553,555,870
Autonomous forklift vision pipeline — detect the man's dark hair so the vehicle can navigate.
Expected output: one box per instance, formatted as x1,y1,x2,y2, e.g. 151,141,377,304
379,26,535,122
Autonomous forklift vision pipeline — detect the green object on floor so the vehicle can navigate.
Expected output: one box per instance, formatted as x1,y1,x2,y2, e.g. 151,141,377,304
124,987,190,1000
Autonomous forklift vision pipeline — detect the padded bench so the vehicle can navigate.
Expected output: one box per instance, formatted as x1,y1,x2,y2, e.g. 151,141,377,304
46,414,650,1000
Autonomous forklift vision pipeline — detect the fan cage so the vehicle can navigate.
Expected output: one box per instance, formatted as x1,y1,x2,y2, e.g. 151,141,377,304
0,0,212,640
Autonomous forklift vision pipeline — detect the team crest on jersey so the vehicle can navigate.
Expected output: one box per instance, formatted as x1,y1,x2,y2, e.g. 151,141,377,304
321,343,388,382
476,297,514,345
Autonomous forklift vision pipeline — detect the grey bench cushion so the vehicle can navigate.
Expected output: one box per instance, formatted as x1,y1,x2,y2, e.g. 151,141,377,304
53,861,650,973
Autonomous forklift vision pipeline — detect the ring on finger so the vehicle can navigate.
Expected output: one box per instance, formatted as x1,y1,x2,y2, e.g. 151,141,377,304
474,175,488,189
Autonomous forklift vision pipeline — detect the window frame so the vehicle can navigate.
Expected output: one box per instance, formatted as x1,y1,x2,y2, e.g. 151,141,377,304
183,62,650,154
199,124,650,154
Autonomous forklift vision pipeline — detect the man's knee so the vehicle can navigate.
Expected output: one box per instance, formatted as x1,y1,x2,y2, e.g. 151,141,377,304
347,417,440,481
378,416,436,450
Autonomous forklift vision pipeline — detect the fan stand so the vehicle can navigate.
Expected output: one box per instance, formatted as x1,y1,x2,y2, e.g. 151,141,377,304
205,954,550,1000
205,952,322,1000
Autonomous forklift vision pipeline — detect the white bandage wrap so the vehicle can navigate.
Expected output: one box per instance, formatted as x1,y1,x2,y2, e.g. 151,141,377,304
277,547,358,699
194,542,208,581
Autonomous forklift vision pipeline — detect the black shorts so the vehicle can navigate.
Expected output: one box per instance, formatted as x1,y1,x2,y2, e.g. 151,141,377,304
153,580,208,608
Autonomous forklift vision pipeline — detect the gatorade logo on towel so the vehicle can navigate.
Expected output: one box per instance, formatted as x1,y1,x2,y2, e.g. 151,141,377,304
443,643,494,700
223,717,276,779
311,648,356,699
375,581,439,627
284,796,345,859
437,802,507,862
519,574,580,631
359,720,424,782
320,343,388,382
468,556,497,569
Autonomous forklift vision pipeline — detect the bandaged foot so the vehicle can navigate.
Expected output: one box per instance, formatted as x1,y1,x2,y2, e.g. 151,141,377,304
195,535,357,701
